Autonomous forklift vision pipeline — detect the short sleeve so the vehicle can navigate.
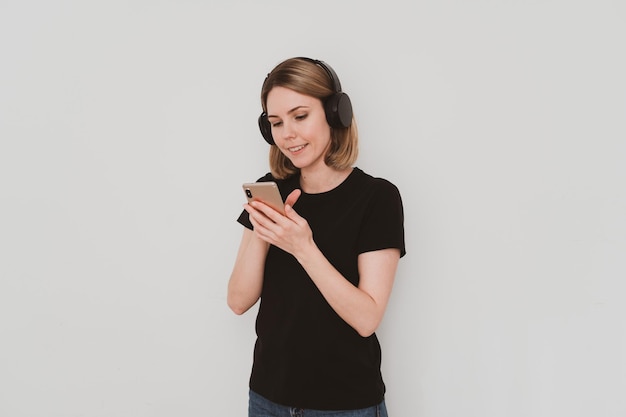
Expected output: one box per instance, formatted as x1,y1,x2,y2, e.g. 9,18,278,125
237,209,253,230
356,179,406,257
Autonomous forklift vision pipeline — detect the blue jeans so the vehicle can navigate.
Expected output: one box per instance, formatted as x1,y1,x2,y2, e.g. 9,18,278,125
248,390,389,417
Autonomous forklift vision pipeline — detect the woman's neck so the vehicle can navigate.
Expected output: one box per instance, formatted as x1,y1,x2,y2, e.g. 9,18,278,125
299,166,353,194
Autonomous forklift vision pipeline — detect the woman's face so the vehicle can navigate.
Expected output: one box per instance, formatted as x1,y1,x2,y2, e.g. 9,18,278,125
266,86,331,173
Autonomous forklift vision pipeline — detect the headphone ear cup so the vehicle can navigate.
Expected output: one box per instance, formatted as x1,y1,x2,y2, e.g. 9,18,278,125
258,112,275,145
324,92,353,129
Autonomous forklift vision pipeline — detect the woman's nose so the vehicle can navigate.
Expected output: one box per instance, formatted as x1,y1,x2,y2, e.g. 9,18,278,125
278,121,296,140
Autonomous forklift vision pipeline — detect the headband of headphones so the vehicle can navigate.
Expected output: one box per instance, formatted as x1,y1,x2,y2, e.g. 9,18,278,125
258,57,353,145
298,57,343,95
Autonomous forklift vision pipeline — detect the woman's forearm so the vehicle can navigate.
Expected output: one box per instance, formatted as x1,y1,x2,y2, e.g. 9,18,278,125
227,229,269,315
296,244,399,337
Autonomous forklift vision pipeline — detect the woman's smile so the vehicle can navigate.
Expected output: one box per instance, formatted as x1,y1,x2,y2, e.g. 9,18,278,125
287,144,307,154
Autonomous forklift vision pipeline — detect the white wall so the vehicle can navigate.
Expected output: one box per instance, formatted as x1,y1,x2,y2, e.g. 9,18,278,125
1,1,625,416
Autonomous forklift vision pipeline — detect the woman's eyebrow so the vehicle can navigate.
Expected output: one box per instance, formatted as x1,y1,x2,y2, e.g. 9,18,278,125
267,105,309,119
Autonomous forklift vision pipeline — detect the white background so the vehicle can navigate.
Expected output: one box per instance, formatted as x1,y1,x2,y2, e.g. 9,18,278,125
1,1,625,416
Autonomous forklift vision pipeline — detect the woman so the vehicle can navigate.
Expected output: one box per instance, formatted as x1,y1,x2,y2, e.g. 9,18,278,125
228,57,406,416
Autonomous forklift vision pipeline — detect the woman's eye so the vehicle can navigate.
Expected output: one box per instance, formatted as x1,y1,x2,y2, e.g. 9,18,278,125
295,114,307,121
271,121,282,128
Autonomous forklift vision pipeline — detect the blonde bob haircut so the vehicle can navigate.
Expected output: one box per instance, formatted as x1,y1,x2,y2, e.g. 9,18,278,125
261,57,359,179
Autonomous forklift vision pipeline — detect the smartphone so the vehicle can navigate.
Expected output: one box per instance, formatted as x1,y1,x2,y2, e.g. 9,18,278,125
242,181,285,215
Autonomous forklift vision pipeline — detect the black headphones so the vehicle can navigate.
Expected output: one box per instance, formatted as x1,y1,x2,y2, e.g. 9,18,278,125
258,57,353,145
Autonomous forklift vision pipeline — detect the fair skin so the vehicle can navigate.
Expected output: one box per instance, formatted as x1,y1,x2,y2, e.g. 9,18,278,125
227,86,400,337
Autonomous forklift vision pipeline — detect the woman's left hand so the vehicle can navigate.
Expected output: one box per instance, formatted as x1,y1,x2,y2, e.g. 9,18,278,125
243,189,313,258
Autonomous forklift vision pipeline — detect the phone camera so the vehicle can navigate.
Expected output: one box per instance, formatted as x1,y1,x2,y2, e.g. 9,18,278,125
245,189,253,198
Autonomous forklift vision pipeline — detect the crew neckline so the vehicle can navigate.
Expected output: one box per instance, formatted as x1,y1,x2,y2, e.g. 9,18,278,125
298,167,361,197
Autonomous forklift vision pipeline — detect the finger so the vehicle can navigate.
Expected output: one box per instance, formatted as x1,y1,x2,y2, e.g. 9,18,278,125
250,200,283,224
283,202,306,226
284,189,302,208
247,205,274,228
244,204,273,231
247,212,277,243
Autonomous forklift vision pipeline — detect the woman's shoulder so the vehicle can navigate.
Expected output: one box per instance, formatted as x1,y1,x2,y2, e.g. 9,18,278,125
254,172,300,198
352,167,402,195
254,172,276,182
255,172,299,186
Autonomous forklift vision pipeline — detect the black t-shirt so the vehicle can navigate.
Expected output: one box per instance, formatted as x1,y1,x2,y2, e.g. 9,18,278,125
237,167,405,410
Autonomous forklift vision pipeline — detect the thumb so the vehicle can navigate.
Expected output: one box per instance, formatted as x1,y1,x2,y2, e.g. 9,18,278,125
284,189,302,208
284,201,302,222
